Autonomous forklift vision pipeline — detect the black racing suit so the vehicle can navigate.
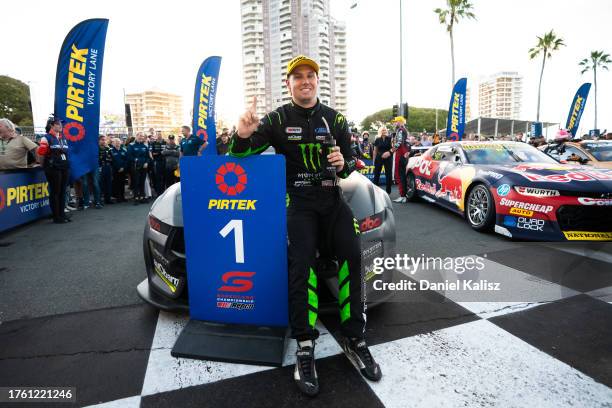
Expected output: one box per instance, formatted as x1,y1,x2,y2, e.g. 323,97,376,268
229,100,366,341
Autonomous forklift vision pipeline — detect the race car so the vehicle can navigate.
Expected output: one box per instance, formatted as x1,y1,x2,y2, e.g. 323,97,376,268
138,171,397,312
540,139,612,169
405,141,612,241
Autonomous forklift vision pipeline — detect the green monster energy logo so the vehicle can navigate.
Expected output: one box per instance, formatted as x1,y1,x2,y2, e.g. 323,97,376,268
299,143,321,172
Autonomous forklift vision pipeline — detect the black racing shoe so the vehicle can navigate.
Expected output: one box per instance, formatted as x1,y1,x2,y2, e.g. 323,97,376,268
294,340,319,397
341,337,382,381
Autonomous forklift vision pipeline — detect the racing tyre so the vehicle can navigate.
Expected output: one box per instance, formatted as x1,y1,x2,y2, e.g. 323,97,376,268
405,172,418,202
465,184,495,232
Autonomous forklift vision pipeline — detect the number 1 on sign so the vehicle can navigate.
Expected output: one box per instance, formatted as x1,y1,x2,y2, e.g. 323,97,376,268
219,219,245,263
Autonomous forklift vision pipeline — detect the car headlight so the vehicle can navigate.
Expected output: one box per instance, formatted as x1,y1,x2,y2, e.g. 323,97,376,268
513,186,560,197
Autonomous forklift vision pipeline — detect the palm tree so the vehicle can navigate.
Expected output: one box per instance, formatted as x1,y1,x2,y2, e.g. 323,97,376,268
528,30,565,123
434,0,476,87
579,50,611,131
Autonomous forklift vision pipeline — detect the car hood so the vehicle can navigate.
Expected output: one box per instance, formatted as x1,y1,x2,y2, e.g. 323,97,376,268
479,162,612,192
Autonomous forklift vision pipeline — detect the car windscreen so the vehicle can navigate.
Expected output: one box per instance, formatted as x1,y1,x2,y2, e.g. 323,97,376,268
462,144,558,165
581,142,612,161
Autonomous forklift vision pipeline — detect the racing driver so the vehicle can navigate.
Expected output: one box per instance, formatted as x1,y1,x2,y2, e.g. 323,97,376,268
230,55,382,396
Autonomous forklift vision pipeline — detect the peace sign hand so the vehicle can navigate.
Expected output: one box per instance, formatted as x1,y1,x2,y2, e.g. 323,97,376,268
237,96,260,139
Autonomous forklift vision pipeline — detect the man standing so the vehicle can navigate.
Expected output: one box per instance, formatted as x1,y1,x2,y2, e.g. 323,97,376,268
391,116,409,203
230,55,382,397
162,135,180,188
110,137,128,202
150,131,167,196
216,128,230,155
0,118,39,170
127,132,152,204
98,135,114,204
179,125,206,157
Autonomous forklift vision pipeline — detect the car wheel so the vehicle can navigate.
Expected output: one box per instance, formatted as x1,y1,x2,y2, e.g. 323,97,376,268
405,172,418,201
466,184,495,232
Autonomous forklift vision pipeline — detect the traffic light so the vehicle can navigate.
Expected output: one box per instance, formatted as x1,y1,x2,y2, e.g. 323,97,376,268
392,104,399,119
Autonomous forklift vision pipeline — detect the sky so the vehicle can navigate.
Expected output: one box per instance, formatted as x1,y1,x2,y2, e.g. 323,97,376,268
2,0,611,136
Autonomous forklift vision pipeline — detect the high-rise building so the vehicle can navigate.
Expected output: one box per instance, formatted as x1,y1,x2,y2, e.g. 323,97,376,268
241,0,347,117
477,72,523,120
125,89,184,132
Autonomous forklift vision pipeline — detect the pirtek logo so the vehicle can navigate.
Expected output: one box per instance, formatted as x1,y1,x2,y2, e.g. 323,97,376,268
219,271,256,292
299,143,321,172
216,162,247,196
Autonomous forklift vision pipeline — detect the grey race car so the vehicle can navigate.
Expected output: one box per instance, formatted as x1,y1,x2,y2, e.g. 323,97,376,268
137,170,397,313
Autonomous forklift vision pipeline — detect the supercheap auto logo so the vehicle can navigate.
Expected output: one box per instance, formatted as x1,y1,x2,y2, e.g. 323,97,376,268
209,162,257,210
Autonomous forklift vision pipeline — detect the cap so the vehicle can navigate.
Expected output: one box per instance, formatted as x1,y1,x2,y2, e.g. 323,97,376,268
286,55,319,77
393,116,406,124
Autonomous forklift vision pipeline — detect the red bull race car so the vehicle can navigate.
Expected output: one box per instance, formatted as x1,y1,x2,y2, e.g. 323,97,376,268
405,141,612,241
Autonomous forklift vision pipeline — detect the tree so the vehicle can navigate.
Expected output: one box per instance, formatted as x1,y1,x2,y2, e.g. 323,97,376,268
579,50,611,130
434,0,476,87
528,30,565,123
0,76,34,126
360,107,448,133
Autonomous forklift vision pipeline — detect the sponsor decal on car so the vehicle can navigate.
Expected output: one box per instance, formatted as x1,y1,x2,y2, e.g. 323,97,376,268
516,217,545,231
517,170,612,183
415,179,438,195
578,197,612,206
497,184,510,196
509,207,534,217
503,216,517,227
153,259,178,293
563,231,612,241
478,170,503,180
514,186,560,197
499,198,553,213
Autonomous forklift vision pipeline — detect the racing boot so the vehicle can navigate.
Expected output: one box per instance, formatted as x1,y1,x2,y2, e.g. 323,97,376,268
294,340,319,397
341,337,382,381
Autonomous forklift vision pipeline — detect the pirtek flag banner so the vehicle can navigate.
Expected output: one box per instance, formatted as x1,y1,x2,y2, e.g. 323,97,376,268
192,56,222,155
446,78,467,141
54,18,109,181
565,83,591,137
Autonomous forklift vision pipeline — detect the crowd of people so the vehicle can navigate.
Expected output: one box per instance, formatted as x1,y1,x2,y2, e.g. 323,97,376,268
0,116,233,224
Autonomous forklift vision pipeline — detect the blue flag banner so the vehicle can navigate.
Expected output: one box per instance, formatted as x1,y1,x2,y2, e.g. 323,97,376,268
192,56,222,155
54,19,109,181
565,83,591,137
180,155,288,326
446,78,467,141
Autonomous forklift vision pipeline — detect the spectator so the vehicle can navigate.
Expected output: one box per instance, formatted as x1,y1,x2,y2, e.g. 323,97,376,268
0,118,39,170
372,126,393,194
98,135,114,204
150,131,167,196
162,134,180,188
216,128,230,155
361,131,372,158
37,116,70,223
180,125,206,157
421,135,432,147
110,137,128,202
127,132,152,204
433,133,440,145
391,116,409,203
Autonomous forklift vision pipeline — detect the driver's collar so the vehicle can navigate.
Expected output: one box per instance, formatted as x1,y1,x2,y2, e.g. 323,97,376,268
290,98,321,117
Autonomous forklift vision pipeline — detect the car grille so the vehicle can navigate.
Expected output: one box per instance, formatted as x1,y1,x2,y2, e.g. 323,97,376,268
559,190,612,198
557,205,612,232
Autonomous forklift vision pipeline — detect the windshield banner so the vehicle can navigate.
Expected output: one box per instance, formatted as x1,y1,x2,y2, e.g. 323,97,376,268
55,18,109,181
565,83,591,138
192,56,222,155
446,78,467,141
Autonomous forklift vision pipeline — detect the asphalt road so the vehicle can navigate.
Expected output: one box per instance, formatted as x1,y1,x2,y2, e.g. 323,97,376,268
2,187,610,323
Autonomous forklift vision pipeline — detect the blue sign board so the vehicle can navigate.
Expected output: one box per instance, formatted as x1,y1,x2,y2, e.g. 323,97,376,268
0,169,51,232
180,155,288,326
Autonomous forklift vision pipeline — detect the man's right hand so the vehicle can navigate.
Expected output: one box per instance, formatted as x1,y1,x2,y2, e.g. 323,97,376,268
236,96,259,139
